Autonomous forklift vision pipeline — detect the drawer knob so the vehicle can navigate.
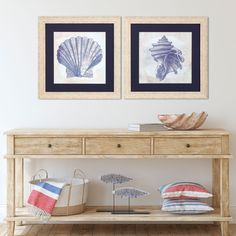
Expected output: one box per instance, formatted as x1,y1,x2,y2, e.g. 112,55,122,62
186,143,191,148
117,144,122,148
48,144,52,148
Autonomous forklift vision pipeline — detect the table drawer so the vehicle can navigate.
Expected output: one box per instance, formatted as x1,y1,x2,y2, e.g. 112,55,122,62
154,137,222,154
85,137,151,155
15,137,82,155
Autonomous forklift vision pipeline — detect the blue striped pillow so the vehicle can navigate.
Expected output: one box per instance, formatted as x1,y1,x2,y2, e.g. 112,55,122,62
162,199,214,214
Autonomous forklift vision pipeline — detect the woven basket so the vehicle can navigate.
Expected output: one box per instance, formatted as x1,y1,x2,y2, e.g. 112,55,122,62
29,169,89,216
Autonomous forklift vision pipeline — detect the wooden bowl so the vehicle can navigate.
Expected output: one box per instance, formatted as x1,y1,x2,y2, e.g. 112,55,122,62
158,112,208,130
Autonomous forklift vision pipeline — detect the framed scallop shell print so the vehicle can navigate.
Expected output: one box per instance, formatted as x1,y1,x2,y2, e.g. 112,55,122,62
124,17,208,99
39,17,121,99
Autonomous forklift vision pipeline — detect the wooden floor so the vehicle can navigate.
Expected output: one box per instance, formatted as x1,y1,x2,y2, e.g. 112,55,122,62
0,224,236,236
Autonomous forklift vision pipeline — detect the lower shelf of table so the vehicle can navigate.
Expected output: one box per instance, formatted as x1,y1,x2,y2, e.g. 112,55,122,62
6,206,232,223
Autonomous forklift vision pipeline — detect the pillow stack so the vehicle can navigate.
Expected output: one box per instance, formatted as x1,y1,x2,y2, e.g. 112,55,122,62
159,182,214,214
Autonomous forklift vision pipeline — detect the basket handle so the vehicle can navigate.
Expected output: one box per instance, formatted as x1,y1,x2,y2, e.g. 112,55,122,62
66,169,86,215
73,169,86,207
73,169,86,179
31,169,49,182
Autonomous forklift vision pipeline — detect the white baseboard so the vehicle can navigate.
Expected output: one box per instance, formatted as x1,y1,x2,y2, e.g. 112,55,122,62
0,204,235,224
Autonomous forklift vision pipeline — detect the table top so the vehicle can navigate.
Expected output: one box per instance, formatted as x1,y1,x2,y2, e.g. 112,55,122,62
4,128,230,136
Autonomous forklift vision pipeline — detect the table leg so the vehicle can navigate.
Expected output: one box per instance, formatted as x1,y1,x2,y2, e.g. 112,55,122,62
221,222,229,236
212,159,221,226
15,158,24,208
220,158,229,236
212,159,221,208
7,158,15,236
7,222,15,236
15,158,24,226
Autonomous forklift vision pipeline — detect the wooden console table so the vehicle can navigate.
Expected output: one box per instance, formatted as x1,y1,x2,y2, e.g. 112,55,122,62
5,129,232,236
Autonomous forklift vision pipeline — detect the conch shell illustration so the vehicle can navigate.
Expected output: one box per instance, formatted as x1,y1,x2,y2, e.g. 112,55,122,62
149,35,184,80
57,36,103,78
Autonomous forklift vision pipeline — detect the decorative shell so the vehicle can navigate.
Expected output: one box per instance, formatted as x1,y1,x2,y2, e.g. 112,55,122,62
57,36,103,78
113,187,150,199
158,112,208,130
101,174,133,185
149,35,184,81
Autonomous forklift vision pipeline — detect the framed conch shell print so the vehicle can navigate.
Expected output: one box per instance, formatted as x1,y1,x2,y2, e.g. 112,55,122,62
39,17,121,99
124,17,208,99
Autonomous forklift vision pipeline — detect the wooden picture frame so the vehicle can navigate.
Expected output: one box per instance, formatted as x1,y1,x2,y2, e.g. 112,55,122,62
124,17,208,99
39,16,121,99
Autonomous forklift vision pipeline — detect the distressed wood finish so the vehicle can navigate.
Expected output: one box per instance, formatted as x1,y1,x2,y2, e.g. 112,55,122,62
212,159,221,209
7,136,15,236
5,154,233,160
221,158,230,236
154,137,222,154
4,128,229,136
14,148,24,227
5,128,231,236
85,137,151,155
6,206,232,222
2,224,236,236
15,158,24,208
7,159,15,236
221,136,230,217
220,135,230,234
15,137,82,155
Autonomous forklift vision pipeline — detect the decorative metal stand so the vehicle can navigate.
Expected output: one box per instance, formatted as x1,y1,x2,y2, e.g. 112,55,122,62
111,187,150,215
96,174,132,213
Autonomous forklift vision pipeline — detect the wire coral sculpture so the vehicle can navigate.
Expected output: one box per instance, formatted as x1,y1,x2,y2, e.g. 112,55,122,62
101,174,132,184
113,187,150,214
98,174,133,213
113,187,149,198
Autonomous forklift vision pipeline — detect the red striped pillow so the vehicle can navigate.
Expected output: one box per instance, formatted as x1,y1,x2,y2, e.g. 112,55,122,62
159,182,212,199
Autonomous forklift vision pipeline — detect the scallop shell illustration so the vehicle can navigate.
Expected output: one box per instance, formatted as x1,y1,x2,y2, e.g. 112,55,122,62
57,36,103,78
149,35,184,80
158,112,208,130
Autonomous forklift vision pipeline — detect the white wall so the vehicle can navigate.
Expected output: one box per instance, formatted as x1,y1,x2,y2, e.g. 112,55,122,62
0,0,236,221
